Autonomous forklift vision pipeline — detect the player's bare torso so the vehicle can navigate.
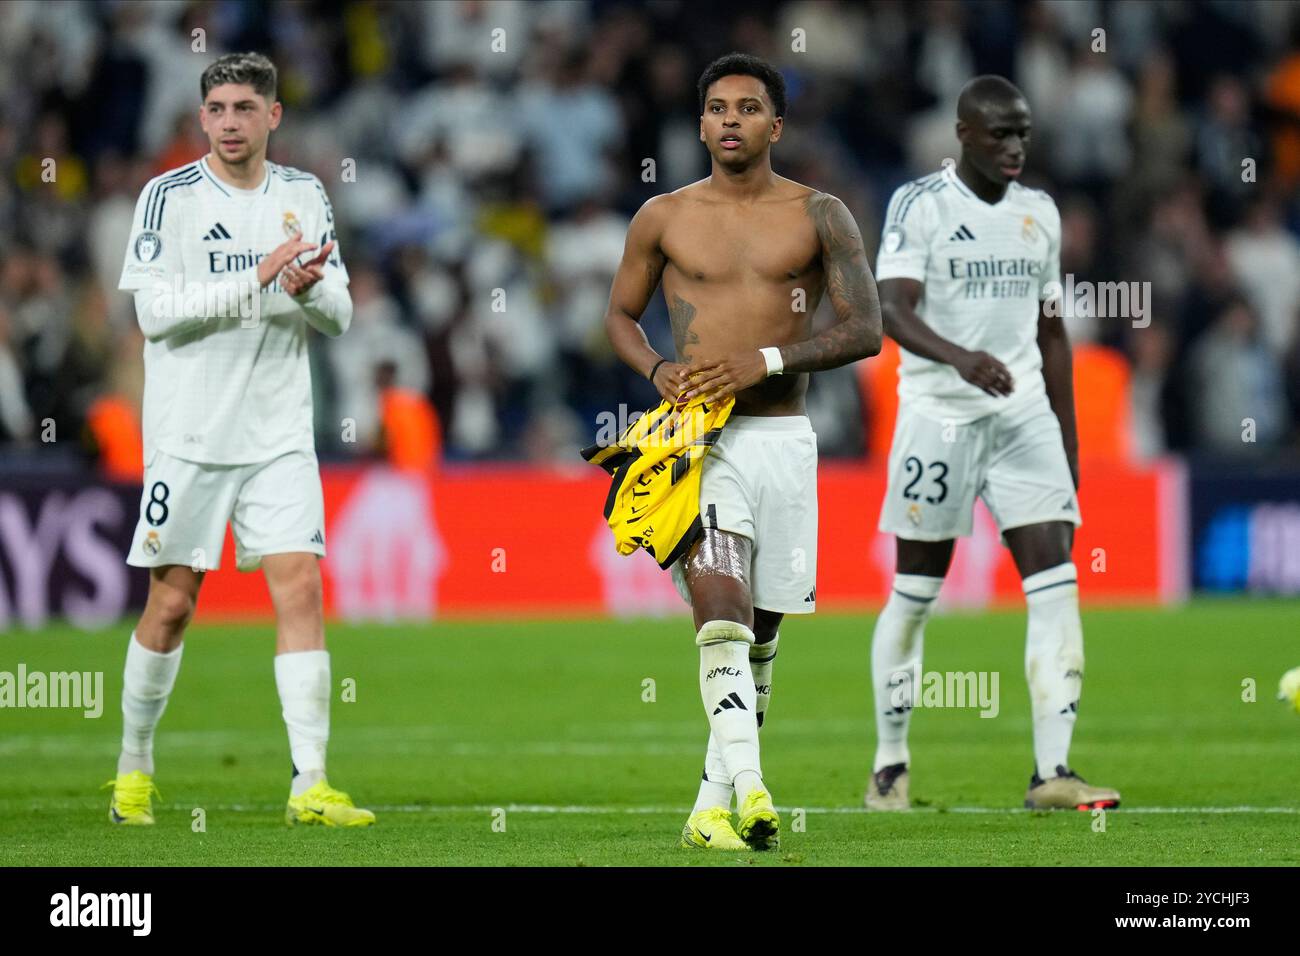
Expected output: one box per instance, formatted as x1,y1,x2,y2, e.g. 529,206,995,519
655,176,830,415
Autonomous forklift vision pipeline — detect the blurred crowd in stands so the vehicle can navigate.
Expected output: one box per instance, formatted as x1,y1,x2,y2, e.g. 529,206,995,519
1,0,1299,475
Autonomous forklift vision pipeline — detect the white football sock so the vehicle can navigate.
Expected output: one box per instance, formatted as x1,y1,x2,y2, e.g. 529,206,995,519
751,633,778,728
1023,563,1084,778
697,620,764,805
118,633,183,776
692,633,779,813
693,735,734,813
274,650,331,795
871,575,942,772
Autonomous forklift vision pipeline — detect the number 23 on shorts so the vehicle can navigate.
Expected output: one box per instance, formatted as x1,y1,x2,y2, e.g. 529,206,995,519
900,456,949,505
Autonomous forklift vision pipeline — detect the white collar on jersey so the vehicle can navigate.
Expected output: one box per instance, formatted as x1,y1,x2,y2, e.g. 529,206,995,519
944,163,1018,208
199,155,271,197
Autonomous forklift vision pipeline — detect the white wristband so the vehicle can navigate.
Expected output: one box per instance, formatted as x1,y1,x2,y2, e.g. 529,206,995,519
759,346,784,377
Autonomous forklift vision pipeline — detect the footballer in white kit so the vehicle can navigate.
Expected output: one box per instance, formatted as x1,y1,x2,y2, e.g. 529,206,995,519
867,75,1120,812
105,52,375,828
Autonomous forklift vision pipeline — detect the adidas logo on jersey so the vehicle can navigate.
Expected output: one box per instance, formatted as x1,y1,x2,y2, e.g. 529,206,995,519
948,224,976,241
202,222,232,241
310,529,325,546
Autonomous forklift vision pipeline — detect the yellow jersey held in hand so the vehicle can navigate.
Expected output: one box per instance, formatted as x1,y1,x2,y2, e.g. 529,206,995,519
582,394,735,569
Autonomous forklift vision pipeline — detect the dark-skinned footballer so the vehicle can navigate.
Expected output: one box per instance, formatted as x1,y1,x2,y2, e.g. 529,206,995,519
866,75,1120,813
603,53,882,851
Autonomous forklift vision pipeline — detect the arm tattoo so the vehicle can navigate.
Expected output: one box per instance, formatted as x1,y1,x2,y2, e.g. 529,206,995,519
780,193,883,374
669,294,700,360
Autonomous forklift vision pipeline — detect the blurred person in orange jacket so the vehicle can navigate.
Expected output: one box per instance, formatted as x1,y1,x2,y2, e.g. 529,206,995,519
376,360,440,472
86,392,144,482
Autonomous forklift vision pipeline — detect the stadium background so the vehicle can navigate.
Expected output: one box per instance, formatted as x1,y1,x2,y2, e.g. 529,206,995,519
0,0,1298,625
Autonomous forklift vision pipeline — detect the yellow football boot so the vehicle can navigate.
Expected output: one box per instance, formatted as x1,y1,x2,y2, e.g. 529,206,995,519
285,779,376,827
681,806,750,851
736,789,780,851
104,770,160,826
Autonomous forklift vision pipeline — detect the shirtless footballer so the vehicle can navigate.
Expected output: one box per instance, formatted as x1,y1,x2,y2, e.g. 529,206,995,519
603,53,882,851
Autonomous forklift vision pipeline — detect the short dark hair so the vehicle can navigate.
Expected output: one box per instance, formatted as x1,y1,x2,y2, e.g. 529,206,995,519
956,74,1026,122
200,52,277,103
697,52,787,119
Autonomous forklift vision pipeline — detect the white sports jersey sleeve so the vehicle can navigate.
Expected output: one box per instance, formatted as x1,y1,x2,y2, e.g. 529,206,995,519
120,165,260,341
120,172,190,292
291,177,351,338
1038,198,1062,305
875,174,942,283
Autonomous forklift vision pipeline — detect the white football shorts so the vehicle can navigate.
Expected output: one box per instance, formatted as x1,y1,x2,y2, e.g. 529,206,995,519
672,415,819,614
878,393,1081,541
127,448,326,572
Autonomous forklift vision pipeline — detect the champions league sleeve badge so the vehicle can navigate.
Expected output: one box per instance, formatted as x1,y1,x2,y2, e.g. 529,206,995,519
133,231,162,262
882,225,904,254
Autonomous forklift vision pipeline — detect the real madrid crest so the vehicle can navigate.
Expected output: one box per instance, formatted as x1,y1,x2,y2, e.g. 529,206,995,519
1021,216,1038,242
282,211,302,238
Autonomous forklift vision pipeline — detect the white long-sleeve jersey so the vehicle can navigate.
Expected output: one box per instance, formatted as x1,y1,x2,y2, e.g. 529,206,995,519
118,155,352,465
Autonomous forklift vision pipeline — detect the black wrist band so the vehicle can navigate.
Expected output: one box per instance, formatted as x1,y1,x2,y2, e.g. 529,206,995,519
648,358,668,382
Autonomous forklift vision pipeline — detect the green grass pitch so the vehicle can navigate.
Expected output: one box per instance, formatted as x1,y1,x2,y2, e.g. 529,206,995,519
1,600,1296,866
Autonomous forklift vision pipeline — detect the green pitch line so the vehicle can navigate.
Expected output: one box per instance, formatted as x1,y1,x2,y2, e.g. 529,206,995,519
1,601,1297,866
